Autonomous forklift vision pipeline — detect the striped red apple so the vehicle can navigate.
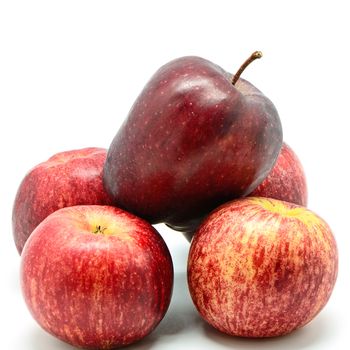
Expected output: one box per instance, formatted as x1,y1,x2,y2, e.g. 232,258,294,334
250,142,308,206
21,205,173,349
13,147,113,254
188,197,338,337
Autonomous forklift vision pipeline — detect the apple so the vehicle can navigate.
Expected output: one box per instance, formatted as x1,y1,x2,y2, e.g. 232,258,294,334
103,52,283,231
188,197,338,337
249,142,307,206
21,205,174,349
180,142,308,241
13,147,114,254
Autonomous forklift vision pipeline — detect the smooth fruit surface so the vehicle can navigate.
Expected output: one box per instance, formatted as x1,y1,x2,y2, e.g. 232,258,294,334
250,142,307,206
188,197,338,337
21,205,173,349
180,142,308,241
13,147,113,254
104,56,282,229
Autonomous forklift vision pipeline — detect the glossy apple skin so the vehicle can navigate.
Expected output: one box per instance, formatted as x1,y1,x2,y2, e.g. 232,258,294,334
13,147,114,254
21,205,173,349
249,142,307,206
104,56,282,229
181,142,308,241
188,197,338,337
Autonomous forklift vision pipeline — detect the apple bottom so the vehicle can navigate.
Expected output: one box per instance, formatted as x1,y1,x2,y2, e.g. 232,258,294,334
20,205,173,349
188,197,338,338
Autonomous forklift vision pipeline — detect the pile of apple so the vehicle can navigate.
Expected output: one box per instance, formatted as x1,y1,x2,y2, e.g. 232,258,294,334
13,52,338,349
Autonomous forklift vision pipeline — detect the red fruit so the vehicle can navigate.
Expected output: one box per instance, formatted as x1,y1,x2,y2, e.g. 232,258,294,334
181,142,308,242
188,197,338,337
250,142,307,206
21,205,173,349
104,53,282,230
12,147,113,254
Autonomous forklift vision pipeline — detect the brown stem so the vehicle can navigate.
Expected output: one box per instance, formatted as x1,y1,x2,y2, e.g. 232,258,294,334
232,51,263,85
93,225,107,234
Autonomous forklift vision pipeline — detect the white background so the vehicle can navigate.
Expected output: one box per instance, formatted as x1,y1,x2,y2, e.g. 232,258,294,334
1,0,349,349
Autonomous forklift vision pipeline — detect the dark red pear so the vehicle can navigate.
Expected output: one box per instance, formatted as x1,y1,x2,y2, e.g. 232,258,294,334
104,52,283,228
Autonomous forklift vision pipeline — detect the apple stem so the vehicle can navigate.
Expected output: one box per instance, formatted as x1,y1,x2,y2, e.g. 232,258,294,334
93,225,107,234
232,51,263,85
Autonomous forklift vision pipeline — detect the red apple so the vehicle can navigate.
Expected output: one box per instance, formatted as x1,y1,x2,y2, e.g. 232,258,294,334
249,142,307,206
104,53,282,231
13,147,114,254
21,205,173,349
179,142,308,242
188,197,338,337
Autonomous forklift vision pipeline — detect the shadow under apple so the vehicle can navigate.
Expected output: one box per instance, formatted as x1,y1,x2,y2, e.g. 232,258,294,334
22,326,76,350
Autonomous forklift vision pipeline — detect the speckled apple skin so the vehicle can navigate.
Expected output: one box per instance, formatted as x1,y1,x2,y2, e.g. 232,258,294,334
21,205,173,349
188,197,338,338
104,56,282,228
13,148,114,254
179,142,308,241
250,142,307,206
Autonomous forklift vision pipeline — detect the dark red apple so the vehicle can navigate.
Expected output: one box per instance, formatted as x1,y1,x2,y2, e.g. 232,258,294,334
249,142,307,206
13,147,114,254
103,52,283,230
180,142,308,241
188,197,338,337
21,205,173,349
